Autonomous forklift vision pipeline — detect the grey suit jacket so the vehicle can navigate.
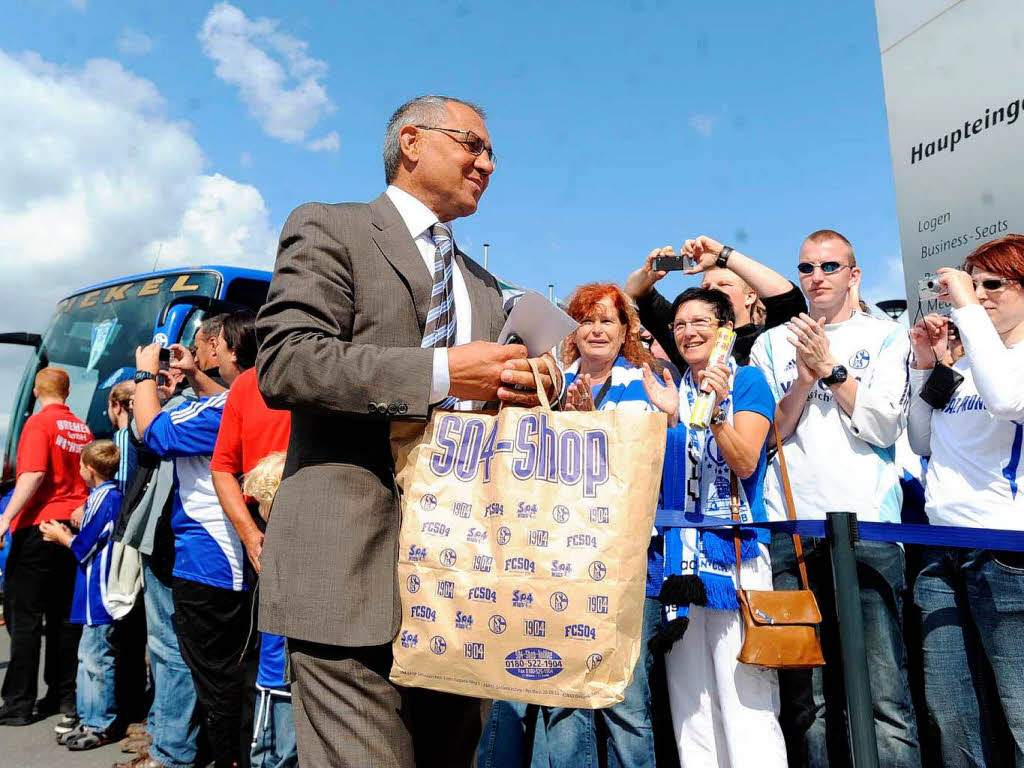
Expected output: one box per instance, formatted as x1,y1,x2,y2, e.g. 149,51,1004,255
255,192,506,646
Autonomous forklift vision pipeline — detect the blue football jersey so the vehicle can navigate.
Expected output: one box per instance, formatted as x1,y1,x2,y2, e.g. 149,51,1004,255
70,481,122,625
145,391,246,591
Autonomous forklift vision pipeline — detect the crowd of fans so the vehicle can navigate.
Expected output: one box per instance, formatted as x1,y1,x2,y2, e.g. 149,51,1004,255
0,228,1022,768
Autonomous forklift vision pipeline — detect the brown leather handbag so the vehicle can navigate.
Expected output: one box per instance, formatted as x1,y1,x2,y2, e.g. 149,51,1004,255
731,422,825,669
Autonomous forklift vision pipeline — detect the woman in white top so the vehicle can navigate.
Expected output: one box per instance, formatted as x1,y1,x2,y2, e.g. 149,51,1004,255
907,234,1024,767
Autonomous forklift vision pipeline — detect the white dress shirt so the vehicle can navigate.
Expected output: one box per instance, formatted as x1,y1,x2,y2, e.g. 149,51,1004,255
385,185,473,405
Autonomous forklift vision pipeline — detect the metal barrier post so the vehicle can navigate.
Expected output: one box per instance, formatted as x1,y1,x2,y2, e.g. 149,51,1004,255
826,511,880,768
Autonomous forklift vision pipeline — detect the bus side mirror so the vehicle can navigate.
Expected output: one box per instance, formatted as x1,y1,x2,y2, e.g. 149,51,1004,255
0,332,42,349
157,296,249,328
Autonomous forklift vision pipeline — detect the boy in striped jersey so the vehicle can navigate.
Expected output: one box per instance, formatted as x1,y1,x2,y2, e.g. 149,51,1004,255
107,380,138,494
40,440,123,750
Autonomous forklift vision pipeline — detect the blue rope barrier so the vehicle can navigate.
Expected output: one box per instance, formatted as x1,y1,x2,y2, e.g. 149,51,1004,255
653,509,1024,552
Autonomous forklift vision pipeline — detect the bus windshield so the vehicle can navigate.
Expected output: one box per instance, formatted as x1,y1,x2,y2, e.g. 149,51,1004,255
6,272,220,468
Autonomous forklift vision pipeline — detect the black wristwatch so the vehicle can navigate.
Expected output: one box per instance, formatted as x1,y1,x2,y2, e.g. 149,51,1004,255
715,245,734,268
133,370,157,384
821,365,848,386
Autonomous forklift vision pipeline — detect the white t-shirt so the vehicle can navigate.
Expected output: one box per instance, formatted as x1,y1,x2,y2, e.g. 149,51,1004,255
908,304,1024,529
749,311,911,522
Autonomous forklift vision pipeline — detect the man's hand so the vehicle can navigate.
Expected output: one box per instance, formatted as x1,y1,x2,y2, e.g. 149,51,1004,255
70,504,85,530
910,313,948,370
498,353,562,407
447,342,528,402
938,268,981,309
242,529,264,574
135,343,162,376
787,314,836,378
0,516,10,548
167,344,198,376
625,246,674,299
681,235,725,274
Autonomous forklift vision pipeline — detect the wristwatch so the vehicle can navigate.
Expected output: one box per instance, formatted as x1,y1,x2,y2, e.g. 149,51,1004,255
709,408,727,426
715,245,734,268
821,365,848,386
133,370,157,384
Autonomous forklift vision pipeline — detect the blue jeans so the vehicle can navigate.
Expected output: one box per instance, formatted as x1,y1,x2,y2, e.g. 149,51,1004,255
250,689,298,768
478,598,660,768
142,555,199,768
914,546,1024,766
76,623,117,731
771,534,920,768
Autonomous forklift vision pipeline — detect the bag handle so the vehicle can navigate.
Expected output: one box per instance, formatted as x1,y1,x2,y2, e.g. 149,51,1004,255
731,471,744,592
772,420,810,591
526,357,552,410
732,422,810,592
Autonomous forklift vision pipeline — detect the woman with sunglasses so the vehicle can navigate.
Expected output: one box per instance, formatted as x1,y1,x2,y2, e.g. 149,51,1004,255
907,234,1024,767
644,287,787,768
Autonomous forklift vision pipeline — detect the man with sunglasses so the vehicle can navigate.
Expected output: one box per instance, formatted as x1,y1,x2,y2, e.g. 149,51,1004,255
254,95,559,768
749,229,919,768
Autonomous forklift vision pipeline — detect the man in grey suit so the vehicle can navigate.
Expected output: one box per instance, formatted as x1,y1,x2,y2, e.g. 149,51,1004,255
255,95,558,767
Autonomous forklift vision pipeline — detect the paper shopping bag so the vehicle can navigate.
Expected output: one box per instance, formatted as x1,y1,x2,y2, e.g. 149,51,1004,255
390,370,666,709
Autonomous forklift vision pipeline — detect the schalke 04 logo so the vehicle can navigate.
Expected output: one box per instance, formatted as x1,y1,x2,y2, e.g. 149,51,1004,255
589,561,607,581
406,574,420,593
440,548,458,567
429,635,447,655
549,592,569,612
420,493,437,511
552,505,570,524
489,614,508,634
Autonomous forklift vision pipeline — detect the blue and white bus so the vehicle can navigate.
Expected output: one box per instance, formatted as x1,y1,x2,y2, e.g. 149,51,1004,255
0,265,272,486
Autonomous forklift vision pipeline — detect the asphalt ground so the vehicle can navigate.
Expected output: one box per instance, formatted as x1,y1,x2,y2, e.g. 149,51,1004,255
0,627,129,768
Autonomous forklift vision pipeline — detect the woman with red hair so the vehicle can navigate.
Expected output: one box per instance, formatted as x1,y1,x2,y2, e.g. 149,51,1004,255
908,234,1024,765
479,283,670,768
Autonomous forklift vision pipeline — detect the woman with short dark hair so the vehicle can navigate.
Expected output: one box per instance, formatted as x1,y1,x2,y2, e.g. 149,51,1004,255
646,287,787,768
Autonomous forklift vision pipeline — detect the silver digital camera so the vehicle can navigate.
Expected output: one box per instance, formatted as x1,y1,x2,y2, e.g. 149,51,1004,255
917,275,944,300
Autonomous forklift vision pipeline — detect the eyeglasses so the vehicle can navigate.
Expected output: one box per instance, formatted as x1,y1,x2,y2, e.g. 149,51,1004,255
973,277,1022,293
797,261,850,275
414,125,497,166
669,318,718,334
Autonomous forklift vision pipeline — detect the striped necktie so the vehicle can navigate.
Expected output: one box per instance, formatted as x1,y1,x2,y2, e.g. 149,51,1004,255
422,222,459,409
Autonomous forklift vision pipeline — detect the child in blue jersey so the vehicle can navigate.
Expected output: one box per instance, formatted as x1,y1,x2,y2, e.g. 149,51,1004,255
40,439,123,751
243,451,297,767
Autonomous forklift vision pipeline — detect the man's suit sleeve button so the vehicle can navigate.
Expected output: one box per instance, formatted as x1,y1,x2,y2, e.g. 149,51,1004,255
377,403,389,415
388,403,399,415
398,403,408,415
368,402,378,413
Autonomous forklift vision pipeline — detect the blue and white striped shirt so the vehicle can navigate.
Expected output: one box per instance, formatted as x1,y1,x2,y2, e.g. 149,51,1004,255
144,391,246,591
70,481,122,625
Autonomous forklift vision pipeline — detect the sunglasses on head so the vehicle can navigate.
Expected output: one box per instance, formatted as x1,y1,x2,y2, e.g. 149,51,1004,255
797,261,850,275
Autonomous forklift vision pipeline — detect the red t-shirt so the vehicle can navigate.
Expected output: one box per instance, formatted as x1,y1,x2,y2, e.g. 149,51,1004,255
211,368,291,475
14,403,92,530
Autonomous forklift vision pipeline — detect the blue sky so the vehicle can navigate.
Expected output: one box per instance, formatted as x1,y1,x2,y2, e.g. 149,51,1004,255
0,0,906,437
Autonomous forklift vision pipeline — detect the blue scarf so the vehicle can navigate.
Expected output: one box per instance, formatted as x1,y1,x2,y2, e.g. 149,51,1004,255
649,362,758,653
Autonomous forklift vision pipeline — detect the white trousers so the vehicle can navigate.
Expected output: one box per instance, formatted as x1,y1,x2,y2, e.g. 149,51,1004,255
664,546,787,768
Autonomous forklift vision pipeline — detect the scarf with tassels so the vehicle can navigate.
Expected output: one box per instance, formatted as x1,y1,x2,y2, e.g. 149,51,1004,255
649,360,759,654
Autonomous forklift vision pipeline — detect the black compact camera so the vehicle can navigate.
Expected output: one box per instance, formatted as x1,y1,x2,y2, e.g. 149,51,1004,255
652,253,695,272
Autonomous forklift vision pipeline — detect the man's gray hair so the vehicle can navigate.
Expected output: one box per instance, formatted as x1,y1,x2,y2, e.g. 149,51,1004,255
383,95,487,184
199,313,226,341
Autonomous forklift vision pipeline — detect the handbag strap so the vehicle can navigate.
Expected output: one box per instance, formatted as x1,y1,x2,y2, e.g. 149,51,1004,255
731,472,744,591
773,420,810,591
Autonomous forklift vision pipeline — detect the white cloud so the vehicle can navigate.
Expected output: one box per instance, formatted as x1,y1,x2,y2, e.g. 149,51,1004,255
306,130,339,153
117,28,154,56
198,2,335,146
0,49,277,431
689,113,717,138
